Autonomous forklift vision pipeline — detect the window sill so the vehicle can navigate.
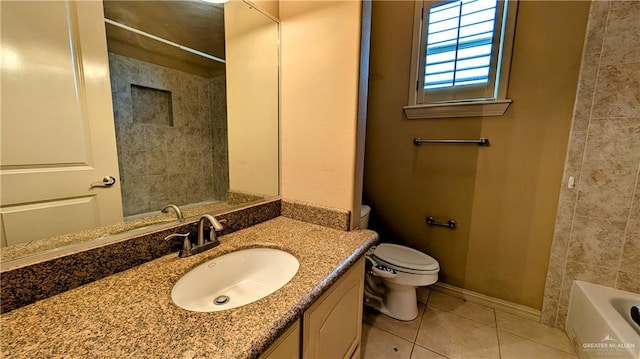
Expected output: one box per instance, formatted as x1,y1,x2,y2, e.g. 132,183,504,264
403,99,512,119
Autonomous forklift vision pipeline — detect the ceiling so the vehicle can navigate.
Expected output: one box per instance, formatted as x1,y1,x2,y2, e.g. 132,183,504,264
103,0,226,77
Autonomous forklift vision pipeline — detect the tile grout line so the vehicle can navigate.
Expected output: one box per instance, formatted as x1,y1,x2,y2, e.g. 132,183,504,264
496,329,579,356
362,310,403,339
428,304,497,330
409,290,431,359
495,309,502,359
496,308,578,356
614,160,640,288
408,293,430,359
413,290,432,342
362,309,420,351
418,291,458,359
415,290,451,359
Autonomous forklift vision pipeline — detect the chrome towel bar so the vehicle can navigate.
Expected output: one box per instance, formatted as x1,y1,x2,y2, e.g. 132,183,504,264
426,216,457,229
413,137,490,147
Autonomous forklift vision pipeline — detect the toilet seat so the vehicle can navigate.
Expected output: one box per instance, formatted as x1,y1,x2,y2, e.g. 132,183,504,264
372,243,439,274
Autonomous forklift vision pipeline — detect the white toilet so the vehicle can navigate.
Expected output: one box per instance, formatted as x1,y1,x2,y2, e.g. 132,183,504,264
360,205,440,321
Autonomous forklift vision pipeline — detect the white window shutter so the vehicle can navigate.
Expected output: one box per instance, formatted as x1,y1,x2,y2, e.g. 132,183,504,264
424,0,498,89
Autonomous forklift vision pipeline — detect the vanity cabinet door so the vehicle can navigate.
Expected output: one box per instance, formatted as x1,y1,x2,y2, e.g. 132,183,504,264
302,258,365,359
259,319,300,359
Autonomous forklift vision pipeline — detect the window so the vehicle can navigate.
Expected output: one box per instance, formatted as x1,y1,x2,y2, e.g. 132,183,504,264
404,0,517,119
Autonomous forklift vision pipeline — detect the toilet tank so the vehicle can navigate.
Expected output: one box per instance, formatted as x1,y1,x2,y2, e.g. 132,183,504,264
360,205,371,229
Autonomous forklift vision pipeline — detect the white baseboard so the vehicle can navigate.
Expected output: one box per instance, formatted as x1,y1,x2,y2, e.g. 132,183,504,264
425,282,542,323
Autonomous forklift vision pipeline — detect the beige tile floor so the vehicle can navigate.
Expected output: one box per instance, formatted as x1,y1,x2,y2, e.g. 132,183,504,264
361,290,577,359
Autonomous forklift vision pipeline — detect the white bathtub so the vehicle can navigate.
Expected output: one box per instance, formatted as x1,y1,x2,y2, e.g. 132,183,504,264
566,281,640,359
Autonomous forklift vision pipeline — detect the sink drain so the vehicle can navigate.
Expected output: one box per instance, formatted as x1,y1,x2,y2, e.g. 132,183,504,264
214,295,230,305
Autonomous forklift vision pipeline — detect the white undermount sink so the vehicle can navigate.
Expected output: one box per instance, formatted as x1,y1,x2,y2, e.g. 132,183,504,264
171,248,300,312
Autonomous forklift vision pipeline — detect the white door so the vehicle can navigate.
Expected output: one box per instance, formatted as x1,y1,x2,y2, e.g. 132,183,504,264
0,1,123,247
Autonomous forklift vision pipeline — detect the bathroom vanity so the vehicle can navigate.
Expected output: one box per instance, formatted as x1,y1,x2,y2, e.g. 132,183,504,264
1,0,374,356
0,217,376,358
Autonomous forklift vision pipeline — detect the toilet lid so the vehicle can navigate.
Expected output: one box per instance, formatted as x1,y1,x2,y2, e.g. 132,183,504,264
373,243,439,272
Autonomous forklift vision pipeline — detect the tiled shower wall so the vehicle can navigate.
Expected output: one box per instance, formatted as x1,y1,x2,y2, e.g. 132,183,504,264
108,53,229,216
210,76,229,201
541,1,640,328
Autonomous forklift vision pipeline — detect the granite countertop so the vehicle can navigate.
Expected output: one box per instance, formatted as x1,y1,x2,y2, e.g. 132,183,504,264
0,217,378,359
1,200,240,262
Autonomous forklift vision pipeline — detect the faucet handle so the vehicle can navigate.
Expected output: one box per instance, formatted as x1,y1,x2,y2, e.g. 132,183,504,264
164,233,192,257
164,233,190,241
164,232,191,249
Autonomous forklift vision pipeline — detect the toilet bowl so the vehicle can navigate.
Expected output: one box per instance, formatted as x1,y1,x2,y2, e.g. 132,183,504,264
364,243,440,321
360,205,440,321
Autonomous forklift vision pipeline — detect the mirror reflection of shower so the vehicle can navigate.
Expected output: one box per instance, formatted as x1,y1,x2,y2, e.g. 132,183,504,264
103,1,234,219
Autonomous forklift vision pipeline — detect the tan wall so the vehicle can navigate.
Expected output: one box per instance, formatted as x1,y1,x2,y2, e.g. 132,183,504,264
225,1,279,197
280,1,362,213
364,1,590,309
364,1,481,286
252,0,279,19
463,1,590,308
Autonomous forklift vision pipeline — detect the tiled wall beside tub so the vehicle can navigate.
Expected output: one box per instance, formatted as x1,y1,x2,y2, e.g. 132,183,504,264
541,1,640,328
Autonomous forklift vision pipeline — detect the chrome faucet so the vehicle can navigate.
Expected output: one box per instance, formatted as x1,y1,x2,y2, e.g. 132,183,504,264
164,214,225,258
161,204,184,222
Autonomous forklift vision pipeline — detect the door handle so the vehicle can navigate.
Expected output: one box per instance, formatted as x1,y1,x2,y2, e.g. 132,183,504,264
90,176,117,188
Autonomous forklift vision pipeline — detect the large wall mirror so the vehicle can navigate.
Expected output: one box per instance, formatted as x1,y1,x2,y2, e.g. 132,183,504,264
0,0,279,263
